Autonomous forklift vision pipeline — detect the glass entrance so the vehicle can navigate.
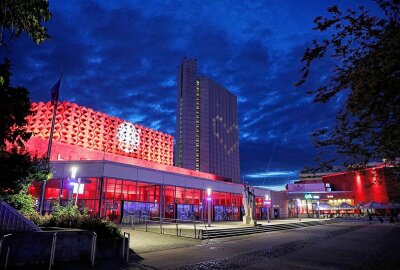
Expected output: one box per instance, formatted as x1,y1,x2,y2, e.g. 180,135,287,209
121,201,159,224
177,204,199,220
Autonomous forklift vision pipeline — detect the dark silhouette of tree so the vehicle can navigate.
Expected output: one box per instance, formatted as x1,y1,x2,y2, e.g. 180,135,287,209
0,1,52,198
297,0,400,169
0,59,32,149
0,0,51,46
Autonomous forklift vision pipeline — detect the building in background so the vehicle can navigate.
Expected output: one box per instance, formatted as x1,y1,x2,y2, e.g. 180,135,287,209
175,58,240,183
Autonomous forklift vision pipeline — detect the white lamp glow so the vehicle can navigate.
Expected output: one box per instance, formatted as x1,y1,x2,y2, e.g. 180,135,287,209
70,166,78,179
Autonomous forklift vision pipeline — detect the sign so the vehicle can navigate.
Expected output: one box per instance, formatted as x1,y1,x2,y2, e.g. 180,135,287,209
264,199,272,206
117,122,141,153
304,194,320,199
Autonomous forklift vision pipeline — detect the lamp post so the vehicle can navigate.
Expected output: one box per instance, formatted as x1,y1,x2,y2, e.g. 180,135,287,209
207,188,212,227
70,167,79,205
265,195,270,223
297,198,301,221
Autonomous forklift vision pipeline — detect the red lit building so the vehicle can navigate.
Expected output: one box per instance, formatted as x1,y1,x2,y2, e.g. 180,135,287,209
285,165,400,218
322,165,400,204
25,101,286,222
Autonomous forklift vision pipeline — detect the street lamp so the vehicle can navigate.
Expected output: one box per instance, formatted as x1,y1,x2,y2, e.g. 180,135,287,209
207,188,212,227
70,167,80,206
265,194,270,223
297,198,301,221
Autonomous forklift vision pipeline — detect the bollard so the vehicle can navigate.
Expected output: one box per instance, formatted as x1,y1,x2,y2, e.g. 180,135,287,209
123,232,130,263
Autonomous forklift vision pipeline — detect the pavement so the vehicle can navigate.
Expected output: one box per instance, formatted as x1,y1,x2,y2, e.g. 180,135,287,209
21,220,400,269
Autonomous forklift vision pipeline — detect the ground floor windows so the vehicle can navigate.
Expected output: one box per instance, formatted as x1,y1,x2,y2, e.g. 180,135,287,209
29,177,247,222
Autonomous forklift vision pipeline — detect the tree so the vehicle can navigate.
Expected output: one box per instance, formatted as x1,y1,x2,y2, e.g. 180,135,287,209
297,0,400,169
0,1,52,207
0,59,33,149
0,0,51,46
0,148,52,195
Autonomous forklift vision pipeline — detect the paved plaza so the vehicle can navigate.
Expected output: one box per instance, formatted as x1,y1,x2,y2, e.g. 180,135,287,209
36,220,400,270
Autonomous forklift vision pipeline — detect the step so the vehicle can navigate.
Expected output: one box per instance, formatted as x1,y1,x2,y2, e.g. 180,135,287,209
201,220,337,239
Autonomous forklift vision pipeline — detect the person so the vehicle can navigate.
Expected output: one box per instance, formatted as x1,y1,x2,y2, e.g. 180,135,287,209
378,216,384,223
368,213,373,224
390,214,395,225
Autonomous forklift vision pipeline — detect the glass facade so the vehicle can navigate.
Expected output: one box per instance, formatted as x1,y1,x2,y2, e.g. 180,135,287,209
30,178,245,222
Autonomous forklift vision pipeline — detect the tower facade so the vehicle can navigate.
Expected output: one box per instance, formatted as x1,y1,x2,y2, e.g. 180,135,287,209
175,58,240,183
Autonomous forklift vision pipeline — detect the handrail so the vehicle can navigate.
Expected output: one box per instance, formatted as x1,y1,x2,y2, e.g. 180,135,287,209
49,232,57,270
1,234,12,270
91,232,97,267
0,234,11,259
130,216,209,241
0,200,42,232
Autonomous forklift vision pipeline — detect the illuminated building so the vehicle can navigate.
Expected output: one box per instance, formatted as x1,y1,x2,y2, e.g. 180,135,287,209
175,58,240,183
25,101,283,221
322,165,400,204
285,165,400,218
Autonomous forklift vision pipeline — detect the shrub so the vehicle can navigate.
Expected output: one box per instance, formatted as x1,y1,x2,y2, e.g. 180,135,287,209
1,190,36,215
26,200,121,238
25,211,52,227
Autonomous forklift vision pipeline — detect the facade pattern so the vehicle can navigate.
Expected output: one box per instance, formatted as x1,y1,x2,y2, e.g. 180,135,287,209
27,101,174,165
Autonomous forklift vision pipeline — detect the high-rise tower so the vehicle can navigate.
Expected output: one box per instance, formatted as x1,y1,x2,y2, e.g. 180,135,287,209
175,58,240,183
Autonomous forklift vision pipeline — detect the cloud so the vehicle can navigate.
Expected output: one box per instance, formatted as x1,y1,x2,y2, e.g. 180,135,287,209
2,0,381,189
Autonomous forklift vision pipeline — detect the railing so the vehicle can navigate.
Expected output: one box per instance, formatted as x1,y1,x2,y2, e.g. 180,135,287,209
129,216,209,240
0,234,12,269
49,233,57,270
0,200,42,232
0,231,98,269
91,232,97,267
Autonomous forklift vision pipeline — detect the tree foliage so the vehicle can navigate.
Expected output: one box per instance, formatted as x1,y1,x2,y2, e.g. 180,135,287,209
0,0,52,199
297,0,400,168
0,59,33,149
0,148,51,195
0,0,51,46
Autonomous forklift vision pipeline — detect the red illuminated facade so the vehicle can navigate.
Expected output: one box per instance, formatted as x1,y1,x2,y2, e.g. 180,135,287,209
322,165,400,204
26,101,174,165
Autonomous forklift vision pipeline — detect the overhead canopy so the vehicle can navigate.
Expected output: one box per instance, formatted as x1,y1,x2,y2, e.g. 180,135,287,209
362,201,388,209
318,202,334,210
388,203,400,209
338,202,355,209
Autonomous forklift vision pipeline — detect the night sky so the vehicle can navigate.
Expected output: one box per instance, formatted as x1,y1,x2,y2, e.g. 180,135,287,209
1,1,381,190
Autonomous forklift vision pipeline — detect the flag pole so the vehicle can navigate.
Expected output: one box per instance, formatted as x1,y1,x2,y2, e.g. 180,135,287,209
38,65,63,213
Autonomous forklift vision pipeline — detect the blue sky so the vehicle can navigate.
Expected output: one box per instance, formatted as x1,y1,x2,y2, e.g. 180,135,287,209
1,0,381,190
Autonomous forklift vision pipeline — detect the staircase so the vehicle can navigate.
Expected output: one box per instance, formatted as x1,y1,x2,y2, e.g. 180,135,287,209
202,220,337,239
0,200,42,233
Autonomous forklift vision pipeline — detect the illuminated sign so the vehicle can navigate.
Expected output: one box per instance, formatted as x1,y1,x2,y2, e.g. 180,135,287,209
117,122,141,153
70,182,84,194
305,194,320,199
